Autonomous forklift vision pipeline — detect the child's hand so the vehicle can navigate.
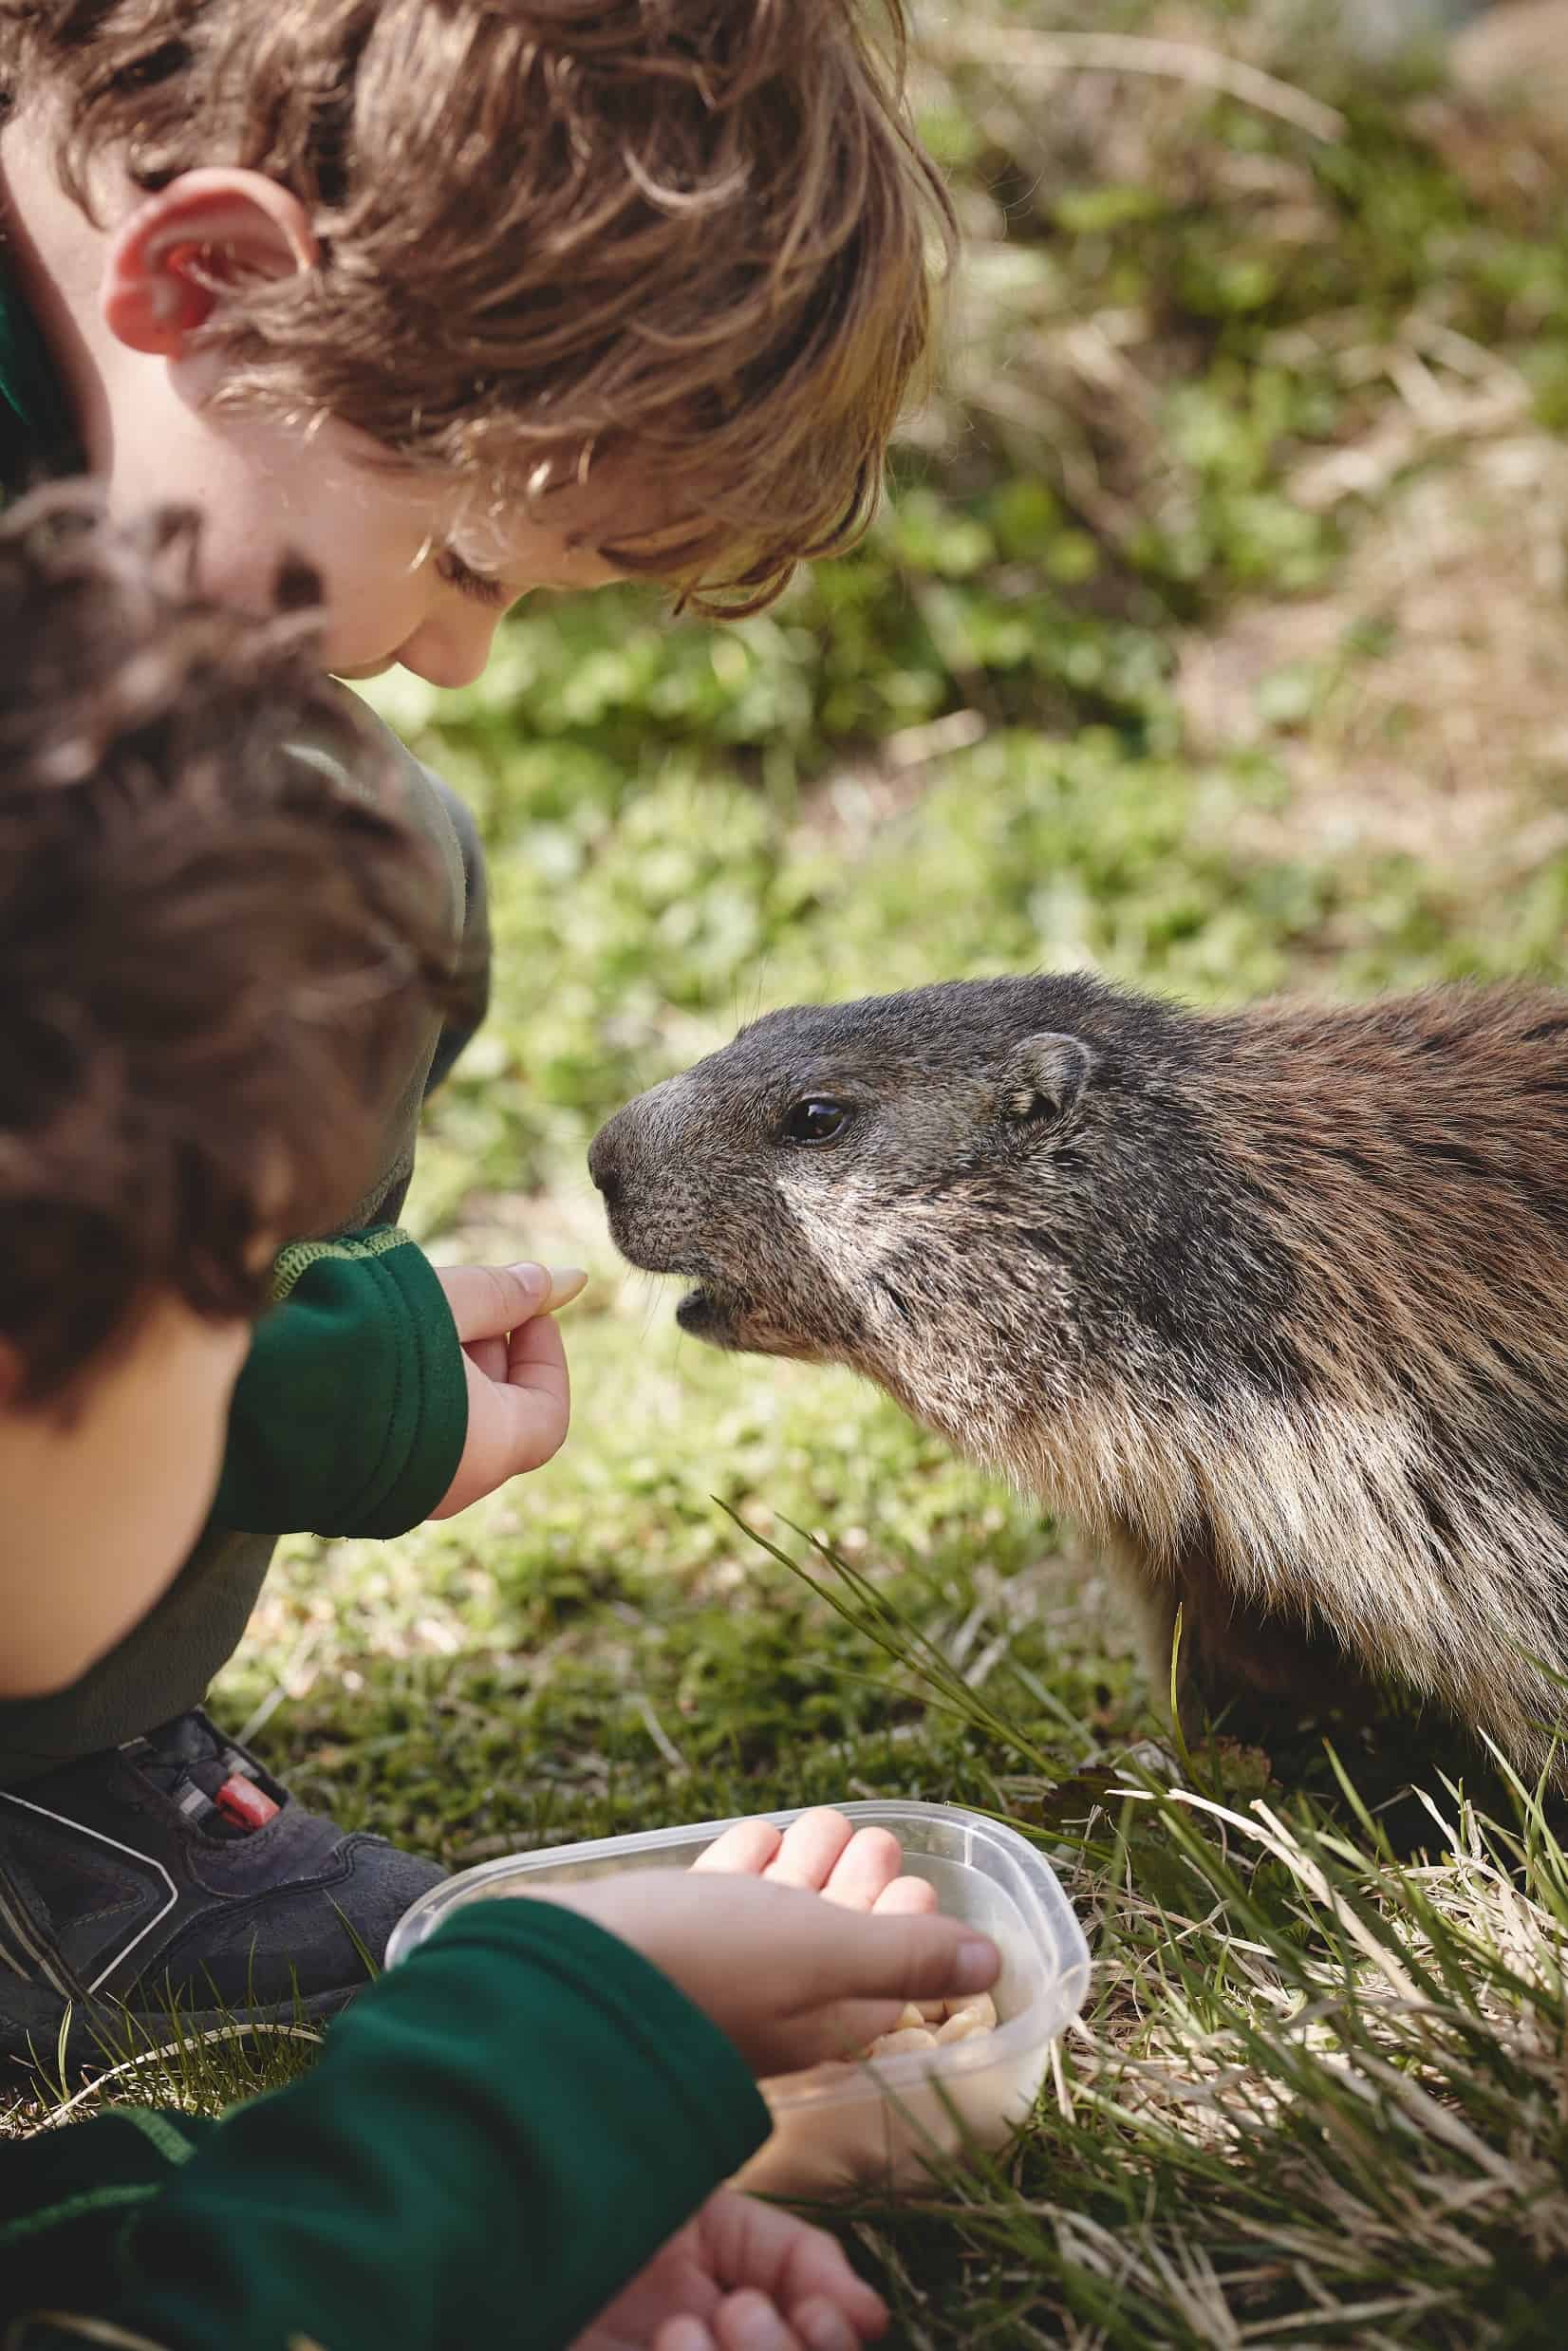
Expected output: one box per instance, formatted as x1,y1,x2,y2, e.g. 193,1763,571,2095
529,1869,999,2078
572,2189,887,2351
695,1807,938,1918
429,1262,587,1518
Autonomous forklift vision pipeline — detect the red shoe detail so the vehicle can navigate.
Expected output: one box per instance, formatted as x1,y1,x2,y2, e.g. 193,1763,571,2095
215,1776,280,1831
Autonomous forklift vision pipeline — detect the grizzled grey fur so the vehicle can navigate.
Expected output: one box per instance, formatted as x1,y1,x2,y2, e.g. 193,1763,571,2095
589,974,1568,1773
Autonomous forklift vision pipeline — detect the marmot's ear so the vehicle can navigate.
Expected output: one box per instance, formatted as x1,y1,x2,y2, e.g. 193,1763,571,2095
998,1033,1092,1129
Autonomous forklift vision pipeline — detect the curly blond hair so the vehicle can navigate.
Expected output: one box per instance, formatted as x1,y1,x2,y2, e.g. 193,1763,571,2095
3,0,954,610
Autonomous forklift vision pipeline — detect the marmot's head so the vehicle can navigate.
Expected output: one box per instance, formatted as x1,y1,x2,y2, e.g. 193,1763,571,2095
589,975,1292,1450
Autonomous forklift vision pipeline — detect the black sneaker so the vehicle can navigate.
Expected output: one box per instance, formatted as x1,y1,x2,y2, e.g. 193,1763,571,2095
0,1709,444,2082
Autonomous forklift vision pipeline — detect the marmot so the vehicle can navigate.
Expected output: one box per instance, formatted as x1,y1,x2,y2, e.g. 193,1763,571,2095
588,975,1568,1775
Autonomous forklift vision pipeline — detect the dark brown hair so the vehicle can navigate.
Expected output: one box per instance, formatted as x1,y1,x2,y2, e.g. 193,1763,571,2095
0,484,450,1406
2,0,955,611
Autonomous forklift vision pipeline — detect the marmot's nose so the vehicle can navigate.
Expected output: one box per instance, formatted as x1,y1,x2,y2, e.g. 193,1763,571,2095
587,1120,624,1211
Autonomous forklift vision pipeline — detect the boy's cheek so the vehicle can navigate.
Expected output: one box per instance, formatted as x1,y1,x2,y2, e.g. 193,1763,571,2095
92,1315,252,1633
151,1315,252,1521
105,398,440,671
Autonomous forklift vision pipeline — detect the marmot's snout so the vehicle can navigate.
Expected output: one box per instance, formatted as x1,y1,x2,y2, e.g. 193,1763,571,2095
588,1092,685,1270
585,1105,629,1213
585,1119,625,1214
589,1082,765,1349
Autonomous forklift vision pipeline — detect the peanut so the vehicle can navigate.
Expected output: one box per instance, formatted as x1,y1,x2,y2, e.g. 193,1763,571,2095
766,1991,1001,2097
941,1991,998,2029
867,2025,940,2057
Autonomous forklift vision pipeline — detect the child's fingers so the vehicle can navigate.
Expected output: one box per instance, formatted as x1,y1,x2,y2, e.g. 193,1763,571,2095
816,1828,905,1913
694,1819,784,1875
652,2322,717,2351
478,1315,569,1471
506,1303,570,1396
464,1336,509,1384
450,1317,571,1491
710,2293,797,2351
703,2197,887,2341
788,2308,865,2351
694,1814,933,1926
761,1808,855,1893
476,1381,569,1476
765,1815,917,1914
431,1317,574,1515
869,1873,939,1918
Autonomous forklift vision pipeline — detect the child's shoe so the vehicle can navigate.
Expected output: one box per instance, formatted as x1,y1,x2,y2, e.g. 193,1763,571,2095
0,1710,443,2082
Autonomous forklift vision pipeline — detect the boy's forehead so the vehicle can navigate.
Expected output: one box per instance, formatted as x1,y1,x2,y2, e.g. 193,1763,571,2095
447,466,698,572
325,418,688,560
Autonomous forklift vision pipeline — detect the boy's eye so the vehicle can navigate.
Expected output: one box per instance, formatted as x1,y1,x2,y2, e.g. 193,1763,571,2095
435,550,512,609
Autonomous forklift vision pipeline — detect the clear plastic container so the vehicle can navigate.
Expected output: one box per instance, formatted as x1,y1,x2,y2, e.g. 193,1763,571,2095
385,1799,1091,2197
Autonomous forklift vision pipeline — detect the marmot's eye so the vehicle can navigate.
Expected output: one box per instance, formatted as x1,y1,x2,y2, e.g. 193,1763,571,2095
780,1097,851,1146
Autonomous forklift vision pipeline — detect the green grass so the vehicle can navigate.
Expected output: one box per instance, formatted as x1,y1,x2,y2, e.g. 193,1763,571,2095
12,2,1568,2340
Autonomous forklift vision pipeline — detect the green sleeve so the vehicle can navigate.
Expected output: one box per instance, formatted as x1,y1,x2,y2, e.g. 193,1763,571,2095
105,1902,769,2351
211,1227,468,1539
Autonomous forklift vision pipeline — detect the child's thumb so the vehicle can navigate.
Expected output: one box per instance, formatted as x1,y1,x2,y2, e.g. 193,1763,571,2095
438,1261,587,1343
846,1910,999,2006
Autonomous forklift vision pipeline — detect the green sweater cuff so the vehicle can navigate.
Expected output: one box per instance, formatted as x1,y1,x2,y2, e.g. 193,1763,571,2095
112,1901,770,2351
212,1228,468,1539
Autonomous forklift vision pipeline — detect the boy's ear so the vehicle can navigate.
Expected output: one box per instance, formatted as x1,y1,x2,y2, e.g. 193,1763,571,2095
103,170,319,358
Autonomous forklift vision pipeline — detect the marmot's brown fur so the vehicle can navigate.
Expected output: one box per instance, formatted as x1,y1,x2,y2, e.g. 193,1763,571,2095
589,976,1568,1774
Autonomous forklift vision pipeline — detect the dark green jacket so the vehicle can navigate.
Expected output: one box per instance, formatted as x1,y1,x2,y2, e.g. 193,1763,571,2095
0,1901,770,2349
0,273,472,1536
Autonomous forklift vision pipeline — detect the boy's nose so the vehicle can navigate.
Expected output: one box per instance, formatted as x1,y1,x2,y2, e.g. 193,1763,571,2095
397,613,504,690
